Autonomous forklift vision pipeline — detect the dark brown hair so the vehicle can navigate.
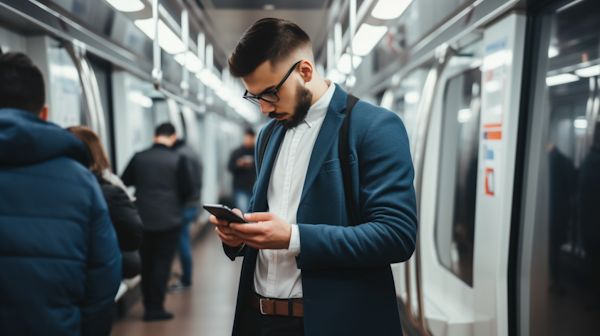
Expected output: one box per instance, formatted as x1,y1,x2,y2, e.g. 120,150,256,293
0,52,45,115
228,18,311,78
67,126,111,174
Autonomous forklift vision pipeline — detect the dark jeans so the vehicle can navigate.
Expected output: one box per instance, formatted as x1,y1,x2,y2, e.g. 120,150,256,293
178,206,199,285
237,302,304,336
140,226,181,311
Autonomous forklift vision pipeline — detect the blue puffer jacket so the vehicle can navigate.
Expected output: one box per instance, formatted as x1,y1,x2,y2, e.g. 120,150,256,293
0,109,121,336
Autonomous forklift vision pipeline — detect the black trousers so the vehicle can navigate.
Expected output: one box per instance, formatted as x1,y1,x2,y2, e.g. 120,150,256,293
237,302,304,336
140,226,181,311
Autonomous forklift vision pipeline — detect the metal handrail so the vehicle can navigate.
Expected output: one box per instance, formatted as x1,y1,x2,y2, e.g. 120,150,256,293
409,44,455,336
83,55,109,155
66,42,109,153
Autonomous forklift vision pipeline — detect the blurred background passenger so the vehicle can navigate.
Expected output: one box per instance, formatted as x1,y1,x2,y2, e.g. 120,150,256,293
547,142,577,296
121,123,193,321
68,126,144,335
578,122,600,310
228,128,257,213
170,138,203,292
0,52,121,335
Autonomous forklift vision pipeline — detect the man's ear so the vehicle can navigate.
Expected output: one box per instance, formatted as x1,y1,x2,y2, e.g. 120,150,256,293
39,106,49,121
298,60,313,83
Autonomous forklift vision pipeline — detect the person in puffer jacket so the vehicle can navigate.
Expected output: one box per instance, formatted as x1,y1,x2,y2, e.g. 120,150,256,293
68,125,144,336
0,52,121,336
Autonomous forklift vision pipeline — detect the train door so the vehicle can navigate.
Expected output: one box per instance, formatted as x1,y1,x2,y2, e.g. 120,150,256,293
518,1,600,335
417,13,527,336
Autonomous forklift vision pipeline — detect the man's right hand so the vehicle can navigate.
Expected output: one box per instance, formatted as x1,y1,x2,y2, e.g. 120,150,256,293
210,208,245,248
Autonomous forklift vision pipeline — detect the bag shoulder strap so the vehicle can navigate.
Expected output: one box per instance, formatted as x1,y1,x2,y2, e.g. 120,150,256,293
258,121,276,174
339,94,360,226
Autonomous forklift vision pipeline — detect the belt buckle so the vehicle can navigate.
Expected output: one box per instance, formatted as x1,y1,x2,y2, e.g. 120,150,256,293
259,298,267,315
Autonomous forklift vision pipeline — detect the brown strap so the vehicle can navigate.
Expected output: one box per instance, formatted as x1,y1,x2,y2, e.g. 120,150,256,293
250,293,303,317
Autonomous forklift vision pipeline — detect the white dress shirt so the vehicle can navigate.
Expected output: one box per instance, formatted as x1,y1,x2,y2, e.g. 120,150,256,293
253,81,336,299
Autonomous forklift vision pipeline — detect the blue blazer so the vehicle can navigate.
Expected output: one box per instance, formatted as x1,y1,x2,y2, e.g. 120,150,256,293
226,85,418,336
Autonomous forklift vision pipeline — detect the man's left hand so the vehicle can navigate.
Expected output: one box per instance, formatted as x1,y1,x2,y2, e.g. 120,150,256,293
229,212,292,249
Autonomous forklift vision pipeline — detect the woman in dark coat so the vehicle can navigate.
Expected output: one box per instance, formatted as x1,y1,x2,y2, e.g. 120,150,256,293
68,126,144,334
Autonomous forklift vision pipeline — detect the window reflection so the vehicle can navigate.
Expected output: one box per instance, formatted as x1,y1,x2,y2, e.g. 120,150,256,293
532,1,600,334
436,66,481,286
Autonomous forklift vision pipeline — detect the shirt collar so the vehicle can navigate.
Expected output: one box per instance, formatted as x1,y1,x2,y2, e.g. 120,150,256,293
301,80,335,129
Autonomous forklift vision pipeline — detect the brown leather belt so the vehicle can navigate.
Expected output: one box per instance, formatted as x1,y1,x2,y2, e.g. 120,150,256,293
250,293,303,317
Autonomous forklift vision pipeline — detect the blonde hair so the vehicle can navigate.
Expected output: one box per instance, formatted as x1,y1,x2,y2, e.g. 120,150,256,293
67,126,111,174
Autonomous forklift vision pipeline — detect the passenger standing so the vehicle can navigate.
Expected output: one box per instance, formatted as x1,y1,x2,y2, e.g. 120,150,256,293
210,19,417,336
67,125,144,335
170,139,203,291
228,128,257,213
0,52,121,335
121,123,193,321
578,122,600,310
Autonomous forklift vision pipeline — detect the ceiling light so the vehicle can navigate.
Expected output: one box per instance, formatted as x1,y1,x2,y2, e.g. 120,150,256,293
546,73,579,86
105,0,144,12
575,65,600,78
372,0,413,20
175,51,204,73
557,0,584,13
134,19,186,54
352,23,388,57
574,117,588,129
263,4,275,10
548,45,559,58
337,53,363,74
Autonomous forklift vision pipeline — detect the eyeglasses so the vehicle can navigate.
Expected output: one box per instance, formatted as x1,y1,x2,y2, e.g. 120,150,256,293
243,60,302,106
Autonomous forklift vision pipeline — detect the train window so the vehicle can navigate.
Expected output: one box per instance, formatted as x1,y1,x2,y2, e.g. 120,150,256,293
48,45,86,128
387,68,430,142
523,1,600,335
435,42,483,287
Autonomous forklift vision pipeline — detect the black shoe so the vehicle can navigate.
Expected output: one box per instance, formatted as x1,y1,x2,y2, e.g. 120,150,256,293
143,310,174,322
169,281,192,293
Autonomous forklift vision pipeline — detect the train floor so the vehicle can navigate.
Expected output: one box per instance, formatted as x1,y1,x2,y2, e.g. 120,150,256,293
111,225,243,336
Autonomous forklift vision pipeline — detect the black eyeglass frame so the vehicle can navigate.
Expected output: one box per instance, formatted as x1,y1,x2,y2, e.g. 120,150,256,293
243,60,302,105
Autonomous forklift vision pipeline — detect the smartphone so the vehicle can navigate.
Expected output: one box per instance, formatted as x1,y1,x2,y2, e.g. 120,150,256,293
203,204,249,223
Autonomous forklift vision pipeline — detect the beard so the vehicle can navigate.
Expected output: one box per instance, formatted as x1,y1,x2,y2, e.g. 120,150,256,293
268,81,313,130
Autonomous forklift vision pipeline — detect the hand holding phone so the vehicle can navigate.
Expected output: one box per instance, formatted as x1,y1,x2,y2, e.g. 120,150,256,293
203,204,249,223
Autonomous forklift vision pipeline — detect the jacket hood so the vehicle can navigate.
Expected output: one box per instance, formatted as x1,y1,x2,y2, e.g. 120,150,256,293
0,108,90,167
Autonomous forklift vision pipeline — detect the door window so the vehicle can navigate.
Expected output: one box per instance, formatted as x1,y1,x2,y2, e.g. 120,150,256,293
524,1,600,335
435,64,482,286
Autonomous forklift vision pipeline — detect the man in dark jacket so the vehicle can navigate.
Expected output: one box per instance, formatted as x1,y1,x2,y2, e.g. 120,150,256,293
171,139,203,291
122,123,193,321
228,128,257,213
0,52,121,335
578,122,600,309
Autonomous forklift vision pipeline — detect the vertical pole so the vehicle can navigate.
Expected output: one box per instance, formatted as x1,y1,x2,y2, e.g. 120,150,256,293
197,32,206,103
334,22,342,64
347,0,357,91
327,37,334,75
151,0,162,90
206,44,214,105
181,9,189,96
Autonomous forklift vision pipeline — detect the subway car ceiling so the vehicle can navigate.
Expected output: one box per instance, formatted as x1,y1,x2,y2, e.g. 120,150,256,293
0,0,526,126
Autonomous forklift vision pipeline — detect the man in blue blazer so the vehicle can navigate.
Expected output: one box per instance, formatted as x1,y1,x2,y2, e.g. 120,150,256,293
210,18,417,336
